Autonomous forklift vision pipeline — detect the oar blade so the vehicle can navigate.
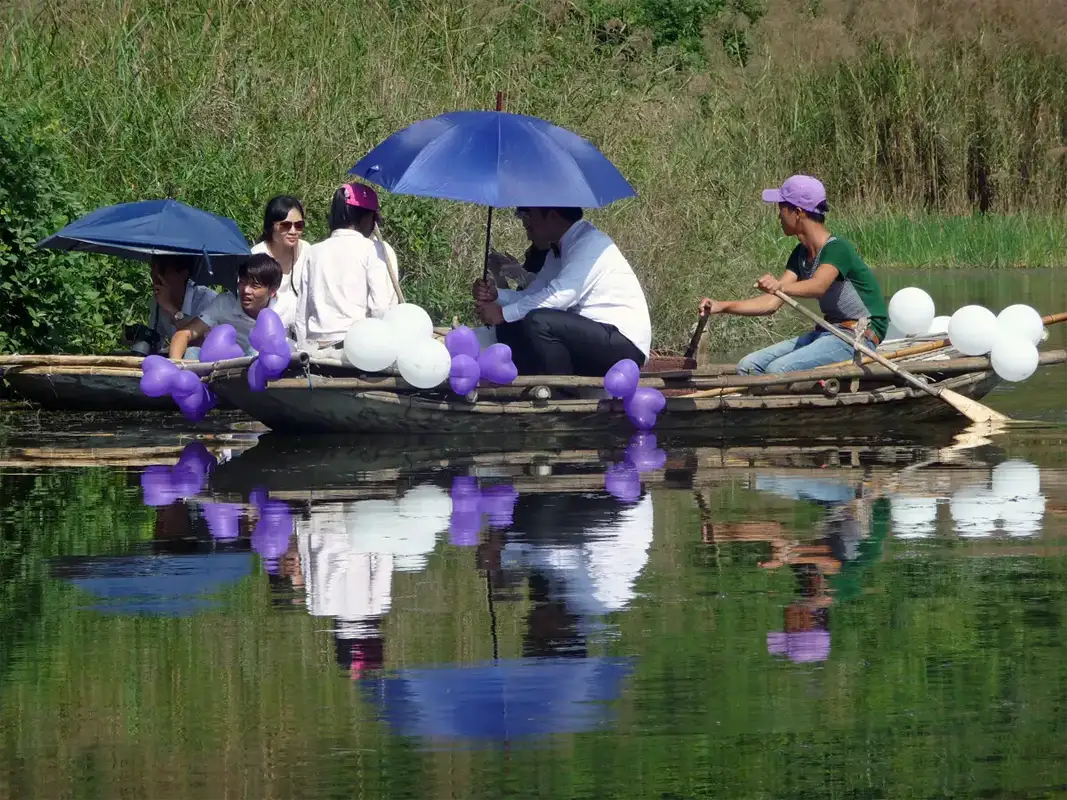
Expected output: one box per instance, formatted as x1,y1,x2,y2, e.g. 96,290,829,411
940,388,1010,423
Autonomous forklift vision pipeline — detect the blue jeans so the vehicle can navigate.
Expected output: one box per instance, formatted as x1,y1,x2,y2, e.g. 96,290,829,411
737,329,876,375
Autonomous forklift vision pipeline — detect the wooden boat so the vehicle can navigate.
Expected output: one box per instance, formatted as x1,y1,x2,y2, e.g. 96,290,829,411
0,355,245,413
203,344,1067,437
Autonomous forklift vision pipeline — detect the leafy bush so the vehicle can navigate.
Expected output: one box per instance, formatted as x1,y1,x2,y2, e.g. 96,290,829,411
0,108,145,354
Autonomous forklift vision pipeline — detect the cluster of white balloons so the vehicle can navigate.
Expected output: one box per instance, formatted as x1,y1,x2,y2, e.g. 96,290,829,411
342,303,452,388
886,287,1044,382
891,460,1045,539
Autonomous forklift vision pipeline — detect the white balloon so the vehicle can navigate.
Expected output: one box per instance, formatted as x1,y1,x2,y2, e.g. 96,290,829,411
343,317,398,372
383,303,434,348
397,338,451,389
999,496,1045,537
887,287,936,336
996,304,1044,346
991,459,1041,499
890,495,938,539
990,333,1039,382
928,315,951,335
949,486,998,538
948,305,997,355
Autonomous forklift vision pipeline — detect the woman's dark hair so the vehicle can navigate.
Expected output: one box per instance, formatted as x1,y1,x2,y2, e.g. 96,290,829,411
238,252,283,291
327,187,376,233
260,195,305,242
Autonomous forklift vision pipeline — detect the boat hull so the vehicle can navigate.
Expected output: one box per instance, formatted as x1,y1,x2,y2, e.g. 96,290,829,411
207,369,1000,437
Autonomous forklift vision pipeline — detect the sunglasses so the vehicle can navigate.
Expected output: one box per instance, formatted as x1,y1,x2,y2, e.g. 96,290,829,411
275,220,305,232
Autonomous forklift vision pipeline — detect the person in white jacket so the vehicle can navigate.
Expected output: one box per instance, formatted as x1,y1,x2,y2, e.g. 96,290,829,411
295,183,401,348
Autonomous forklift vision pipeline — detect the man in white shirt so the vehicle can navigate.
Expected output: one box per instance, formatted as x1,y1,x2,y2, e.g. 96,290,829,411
473,207,652,376
147,255,218,350
296,183,401,347
168,253,294,358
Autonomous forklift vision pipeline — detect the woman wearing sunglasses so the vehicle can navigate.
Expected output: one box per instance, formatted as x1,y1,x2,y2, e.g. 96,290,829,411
251,195,311,325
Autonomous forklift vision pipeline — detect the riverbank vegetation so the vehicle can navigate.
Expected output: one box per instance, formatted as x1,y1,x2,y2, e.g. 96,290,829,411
3,0,1067,352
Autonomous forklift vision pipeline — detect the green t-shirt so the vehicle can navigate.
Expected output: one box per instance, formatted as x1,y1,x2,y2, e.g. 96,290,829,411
786,237,889,339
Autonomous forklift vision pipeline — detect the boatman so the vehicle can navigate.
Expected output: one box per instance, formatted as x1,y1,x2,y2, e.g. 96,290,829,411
168,253,294,358
472,207,652,376
147,254,218,349
698,175,888,374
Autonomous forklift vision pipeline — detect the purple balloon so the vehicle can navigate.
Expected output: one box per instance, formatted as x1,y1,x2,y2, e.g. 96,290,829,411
257,335,291,359
478,343,518,385
140,355,178,398
604,461,641,502
604,358,641,399
248,308,285,352
258,350,289,379
624,387,666,430
449,354,481,395
251,495,294,574
170,368,202,399
626,432,667,473
141,465,180,507
479,484,519,529
247,359,268,392
199,324,245,362
176,441,217,475
767,631,831,663
449,510,483,546
176,383,216,422
445,325,481,360
203,502,242,541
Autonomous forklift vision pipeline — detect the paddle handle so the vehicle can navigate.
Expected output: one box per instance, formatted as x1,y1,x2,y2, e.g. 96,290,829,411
685,315,709,360
770,290,943,400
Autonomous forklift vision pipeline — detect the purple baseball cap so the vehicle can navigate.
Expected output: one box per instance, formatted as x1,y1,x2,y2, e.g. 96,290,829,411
343,182,382,222
762,175,827,214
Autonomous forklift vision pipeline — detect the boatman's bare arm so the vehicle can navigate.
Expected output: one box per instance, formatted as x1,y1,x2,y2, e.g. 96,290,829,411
698,269,800,317
758,262,839,299
168,319,211,359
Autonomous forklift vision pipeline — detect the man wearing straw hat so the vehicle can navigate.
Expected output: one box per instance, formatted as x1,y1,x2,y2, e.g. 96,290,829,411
698,175,889,375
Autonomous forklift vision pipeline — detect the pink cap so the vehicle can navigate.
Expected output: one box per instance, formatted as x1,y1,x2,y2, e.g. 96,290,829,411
343,182,381,212
762,175,827,214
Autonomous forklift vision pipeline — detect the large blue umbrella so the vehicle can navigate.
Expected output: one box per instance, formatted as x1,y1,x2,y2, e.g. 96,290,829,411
349,107,636,276
350,111,636,209
52,553,254,617
36,198,252,285
364,655,634,745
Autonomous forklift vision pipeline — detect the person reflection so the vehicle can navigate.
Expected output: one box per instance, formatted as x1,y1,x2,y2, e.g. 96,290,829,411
273,485,449,677
498,486,655,648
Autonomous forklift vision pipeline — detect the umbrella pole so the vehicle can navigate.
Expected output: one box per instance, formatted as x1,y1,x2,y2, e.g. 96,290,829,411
481,91,505,283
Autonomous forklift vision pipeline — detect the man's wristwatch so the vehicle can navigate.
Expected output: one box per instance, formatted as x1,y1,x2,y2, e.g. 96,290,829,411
172,310,186,322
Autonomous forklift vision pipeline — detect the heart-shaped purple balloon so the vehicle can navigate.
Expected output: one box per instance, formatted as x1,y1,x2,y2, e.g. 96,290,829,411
140,465,180,507
199,324,245,362
170,368,202,399
251,493,294,574
449,510,483,546
140,355,179,398
604,461,641,502
248,308,285,352
626,432,667,473
624,387,666,430
604,358,641,399
478,343,518,385
176,441,217,475
449,354,481,395
176,383,216,422
202,502,242,541
247,359,268,392
445,325,481,360
479,484,519,529
258,350,289,379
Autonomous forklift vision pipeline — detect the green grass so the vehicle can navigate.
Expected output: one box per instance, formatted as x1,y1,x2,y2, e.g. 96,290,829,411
3,0,1067,352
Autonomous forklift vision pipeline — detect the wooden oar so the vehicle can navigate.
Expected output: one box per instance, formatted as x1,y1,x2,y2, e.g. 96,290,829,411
772,289,1009,424
685,315,709,360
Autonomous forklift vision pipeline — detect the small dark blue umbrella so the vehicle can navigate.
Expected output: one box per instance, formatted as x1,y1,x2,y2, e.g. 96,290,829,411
53,552,254,617
350,111,636,209
349,107,636,276
36,198,251,285
365,655,634,745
